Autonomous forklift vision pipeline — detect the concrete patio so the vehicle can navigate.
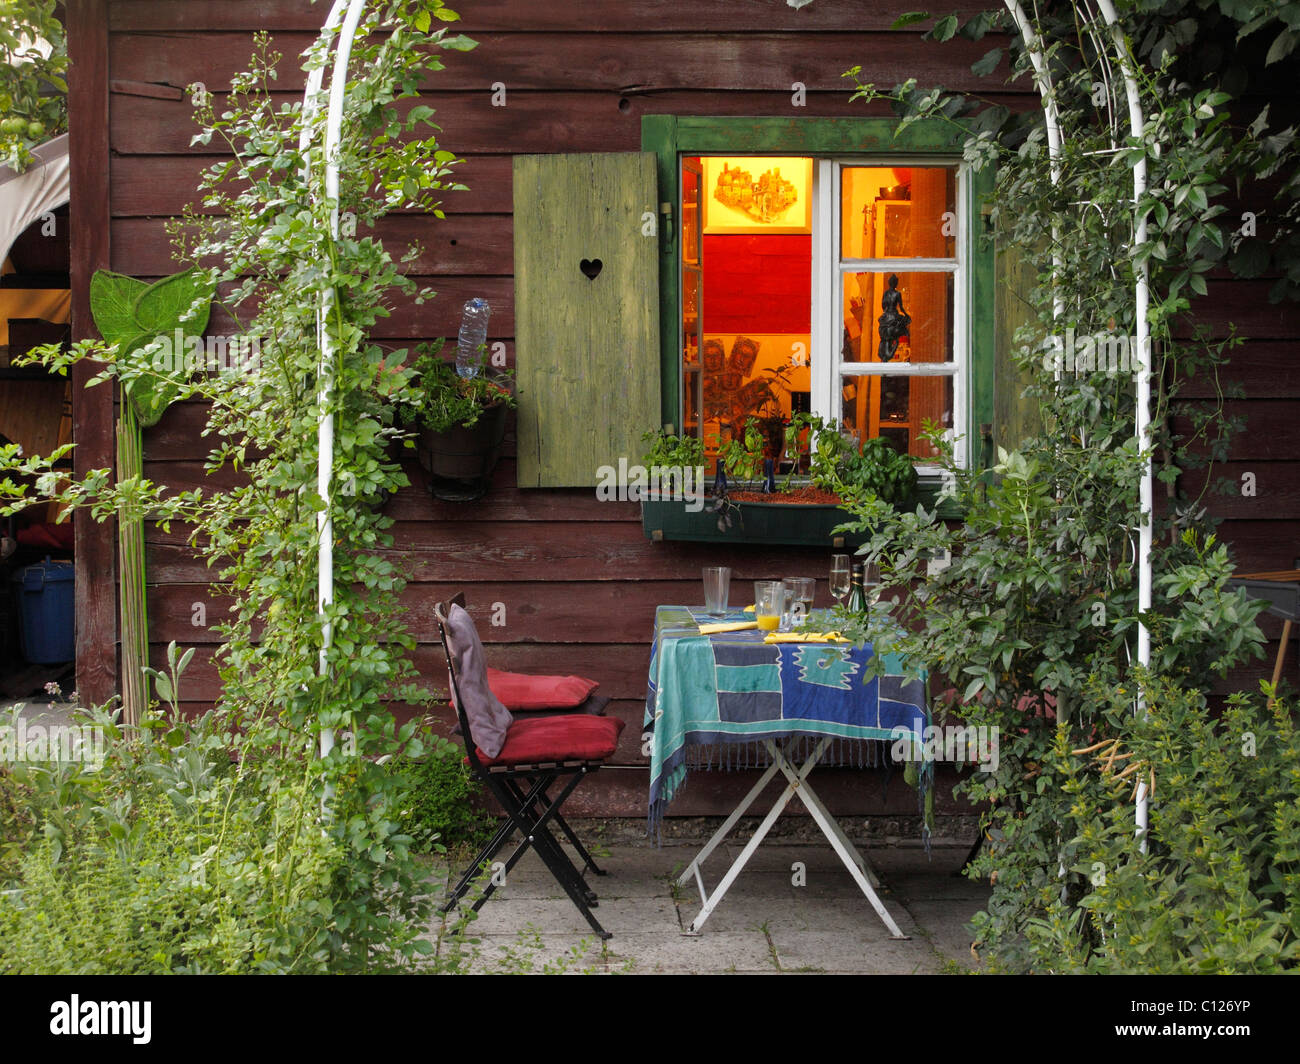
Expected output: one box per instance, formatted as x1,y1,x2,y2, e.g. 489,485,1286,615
428,834,989,975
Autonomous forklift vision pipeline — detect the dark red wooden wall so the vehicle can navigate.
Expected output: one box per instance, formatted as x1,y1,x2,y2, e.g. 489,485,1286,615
70,0,1299,818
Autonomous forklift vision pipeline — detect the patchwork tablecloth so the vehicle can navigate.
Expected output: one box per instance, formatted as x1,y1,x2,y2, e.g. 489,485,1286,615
645,606,928,827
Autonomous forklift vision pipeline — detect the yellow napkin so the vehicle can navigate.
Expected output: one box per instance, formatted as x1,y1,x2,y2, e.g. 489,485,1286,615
763,631,847,643
698,621,758,634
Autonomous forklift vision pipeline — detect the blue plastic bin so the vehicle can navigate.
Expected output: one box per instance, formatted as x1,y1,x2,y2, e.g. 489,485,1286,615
10,557,75,664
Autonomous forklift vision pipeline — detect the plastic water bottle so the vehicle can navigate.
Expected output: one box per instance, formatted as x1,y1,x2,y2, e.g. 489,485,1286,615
455,298,491,378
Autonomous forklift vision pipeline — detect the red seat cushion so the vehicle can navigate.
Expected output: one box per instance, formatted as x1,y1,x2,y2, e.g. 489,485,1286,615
477,714,625,768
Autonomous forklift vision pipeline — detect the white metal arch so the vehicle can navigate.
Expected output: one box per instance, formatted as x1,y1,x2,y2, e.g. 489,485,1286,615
301,0,369,780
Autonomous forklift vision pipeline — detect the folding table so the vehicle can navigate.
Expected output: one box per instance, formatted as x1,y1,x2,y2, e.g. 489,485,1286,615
645,605,928,938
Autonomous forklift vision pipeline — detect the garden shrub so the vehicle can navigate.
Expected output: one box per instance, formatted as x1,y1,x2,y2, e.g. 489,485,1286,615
389,732,495,854
0,764,34,887
0,709,340,974
0,2,480,973
1013,681,1300,973
835,3,1300,973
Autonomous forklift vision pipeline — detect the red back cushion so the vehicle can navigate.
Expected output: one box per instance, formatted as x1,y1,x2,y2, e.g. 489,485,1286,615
486,668,599,710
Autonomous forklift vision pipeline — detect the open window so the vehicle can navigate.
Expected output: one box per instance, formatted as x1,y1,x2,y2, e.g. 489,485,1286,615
652,117,995,494
510,118,997,492
680,154,967,475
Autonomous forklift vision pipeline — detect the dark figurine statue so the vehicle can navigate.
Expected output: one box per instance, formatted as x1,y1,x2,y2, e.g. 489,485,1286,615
877,274,911,362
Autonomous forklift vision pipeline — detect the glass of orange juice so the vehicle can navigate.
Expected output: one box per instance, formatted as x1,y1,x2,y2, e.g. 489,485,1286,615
754,581,784,632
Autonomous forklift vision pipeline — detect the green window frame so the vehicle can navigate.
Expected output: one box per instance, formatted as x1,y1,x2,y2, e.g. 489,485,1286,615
641,115,996,491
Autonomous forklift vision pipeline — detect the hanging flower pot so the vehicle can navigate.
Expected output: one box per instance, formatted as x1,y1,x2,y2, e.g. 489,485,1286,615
384,339,517,503
416,400,508,501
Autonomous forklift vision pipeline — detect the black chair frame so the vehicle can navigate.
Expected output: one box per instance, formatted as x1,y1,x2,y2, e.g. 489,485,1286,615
434,600,612,940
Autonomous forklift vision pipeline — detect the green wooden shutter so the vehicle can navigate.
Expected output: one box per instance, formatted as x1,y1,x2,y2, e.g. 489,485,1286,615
992,240,1043,455
513,152,661,487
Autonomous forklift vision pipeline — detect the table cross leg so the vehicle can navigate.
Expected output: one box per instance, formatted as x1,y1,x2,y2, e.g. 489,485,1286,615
680,743,823,936
676,758,784,892
784,772,908,939
767,742,881,890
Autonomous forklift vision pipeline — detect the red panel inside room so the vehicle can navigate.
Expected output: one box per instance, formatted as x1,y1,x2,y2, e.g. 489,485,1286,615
701,234,810,335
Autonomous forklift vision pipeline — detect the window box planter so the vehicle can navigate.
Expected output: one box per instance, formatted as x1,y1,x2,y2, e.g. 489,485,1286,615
641,493,869,549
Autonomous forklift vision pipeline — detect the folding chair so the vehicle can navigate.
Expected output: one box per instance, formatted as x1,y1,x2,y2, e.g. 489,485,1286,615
434,599,625,939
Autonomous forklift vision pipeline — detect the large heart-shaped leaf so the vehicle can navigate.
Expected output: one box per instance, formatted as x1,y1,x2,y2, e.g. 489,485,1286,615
89,270,148,345
89,268,215,426
133,268,213,337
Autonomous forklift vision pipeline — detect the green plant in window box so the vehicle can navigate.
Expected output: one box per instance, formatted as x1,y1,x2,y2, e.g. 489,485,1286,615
640,428,704,471
809,420,918,509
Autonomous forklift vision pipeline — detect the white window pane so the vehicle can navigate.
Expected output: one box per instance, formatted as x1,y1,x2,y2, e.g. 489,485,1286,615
840,373,953,458
841,271,953,365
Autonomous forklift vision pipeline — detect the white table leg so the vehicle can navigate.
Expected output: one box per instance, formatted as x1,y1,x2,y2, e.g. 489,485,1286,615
764,740,907,939
676,758,784,894
681,744,820,935
677,737,909,940
767,742,881,889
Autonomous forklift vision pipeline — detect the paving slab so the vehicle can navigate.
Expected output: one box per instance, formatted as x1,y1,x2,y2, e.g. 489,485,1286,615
613,930,780,974
766,928,941,975
425,838,988,974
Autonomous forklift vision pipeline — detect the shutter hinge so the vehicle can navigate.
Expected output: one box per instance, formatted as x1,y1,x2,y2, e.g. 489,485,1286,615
660,201,674,251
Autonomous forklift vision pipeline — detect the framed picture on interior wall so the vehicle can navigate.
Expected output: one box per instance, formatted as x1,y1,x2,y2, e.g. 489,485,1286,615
728,335,760,375
703,338,726,372
703,156,813,235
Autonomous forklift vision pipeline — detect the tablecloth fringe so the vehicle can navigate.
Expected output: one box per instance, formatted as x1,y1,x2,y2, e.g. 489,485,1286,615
686,735,889,773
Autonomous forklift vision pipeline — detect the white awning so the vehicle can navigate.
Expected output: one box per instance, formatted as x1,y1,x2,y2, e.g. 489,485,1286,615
0,133,69,263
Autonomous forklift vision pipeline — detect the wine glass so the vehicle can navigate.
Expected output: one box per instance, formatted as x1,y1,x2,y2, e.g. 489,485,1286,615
861,560,881,605
829,555,851,609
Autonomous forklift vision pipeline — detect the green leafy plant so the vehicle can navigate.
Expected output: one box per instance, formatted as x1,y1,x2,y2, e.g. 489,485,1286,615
0,1,65,171
88,268,214,726
89,268,214,428
831,2,1300,972
718,418,766,489
807,417,918,506
392,340,516,434
639,428,704,470
388,731,494,853
0,1,481,972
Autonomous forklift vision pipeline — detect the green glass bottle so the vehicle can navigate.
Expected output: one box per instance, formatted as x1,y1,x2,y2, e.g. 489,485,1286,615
846,562,865,613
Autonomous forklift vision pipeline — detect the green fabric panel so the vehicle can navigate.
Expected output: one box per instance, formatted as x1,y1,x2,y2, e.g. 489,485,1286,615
714,663,783,693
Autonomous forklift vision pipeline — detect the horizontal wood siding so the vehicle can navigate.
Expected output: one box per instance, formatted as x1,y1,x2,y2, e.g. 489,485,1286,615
103,0,1300,818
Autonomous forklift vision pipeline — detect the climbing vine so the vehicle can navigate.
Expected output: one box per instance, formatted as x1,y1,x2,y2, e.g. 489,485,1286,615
831,2,1300,970
0,0,477,971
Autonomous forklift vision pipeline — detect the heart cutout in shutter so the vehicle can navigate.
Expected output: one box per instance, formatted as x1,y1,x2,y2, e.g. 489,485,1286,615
579,258,603,280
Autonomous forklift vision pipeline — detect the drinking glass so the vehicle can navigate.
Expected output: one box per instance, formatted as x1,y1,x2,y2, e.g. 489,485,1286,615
782,577,816,630
753,580,784,632
703,566,731,618
861,561,881,605
792,577,816,625
780,577,800,626
829,555,851,608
